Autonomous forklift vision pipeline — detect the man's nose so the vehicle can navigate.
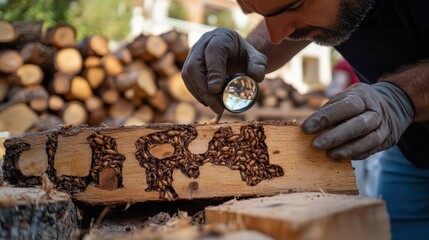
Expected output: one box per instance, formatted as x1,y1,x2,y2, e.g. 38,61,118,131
264,17,296,45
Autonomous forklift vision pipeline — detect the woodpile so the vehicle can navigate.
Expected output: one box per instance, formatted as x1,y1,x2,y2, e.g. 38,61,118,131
0,20,194,136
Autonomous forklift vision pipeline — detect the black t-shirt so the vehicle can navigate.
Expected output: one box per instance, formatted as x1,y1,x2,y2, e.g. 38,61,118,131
335,0,429,168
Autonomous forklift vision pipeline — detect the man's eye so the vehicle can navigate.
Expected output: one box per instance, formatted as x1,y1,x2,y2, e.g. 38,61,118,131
290,1,304,11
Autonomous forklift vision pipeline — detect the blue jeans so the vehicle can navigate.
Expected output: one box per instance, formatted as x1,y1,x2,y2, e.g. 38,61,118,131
375,145,429,240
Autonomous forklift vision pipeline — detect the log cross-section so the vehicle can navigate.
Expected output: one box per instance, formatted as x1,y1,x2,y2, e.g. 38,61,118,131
2,121,357,204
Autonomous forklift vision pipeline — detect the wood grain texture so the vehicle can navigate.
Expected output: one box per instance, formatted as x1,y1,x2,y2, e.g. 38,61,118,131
205,193,390,240
2,121,357,204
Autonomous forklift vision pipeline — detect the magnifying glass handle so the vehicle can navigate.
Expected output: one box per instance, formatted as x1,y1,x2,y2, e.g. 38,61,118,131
209,113,223,124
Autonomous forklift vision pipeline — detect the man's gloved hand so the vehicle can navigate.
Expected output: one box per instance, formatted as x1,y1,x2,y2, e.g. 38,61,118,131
303,82,415,160
181,28,267,114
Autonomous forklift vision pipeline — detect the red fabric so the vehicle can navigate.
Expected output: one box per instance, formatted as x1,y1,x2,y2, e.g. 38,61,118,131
334,58,360,86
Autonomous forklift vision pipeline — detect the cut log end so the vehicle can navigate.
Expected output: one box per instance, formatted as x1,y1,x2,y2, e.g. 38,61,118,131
0,21,18,43
55,48,83,74
62,101,88,125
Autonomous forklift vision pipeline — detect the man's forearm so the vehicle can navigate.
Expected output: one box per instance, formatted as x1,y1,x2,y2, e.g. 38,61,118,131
381,60,429,121
245,21,311,73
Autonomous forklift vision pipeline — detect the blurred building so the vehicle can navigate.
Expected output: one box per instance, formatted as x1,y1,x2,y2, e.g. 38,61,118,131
131,0,331,94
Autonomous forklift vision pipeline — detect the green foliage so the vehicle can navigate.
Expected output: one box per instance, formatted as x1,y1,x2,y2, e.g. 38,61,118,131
204,9,236,29
0,0,132,41
168,0,188,21
0,0,71,28
67,0,132,41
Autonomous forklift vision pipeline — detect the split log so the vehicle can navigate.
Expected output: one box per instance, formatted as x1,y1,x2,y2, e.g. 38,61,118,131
61,101,88,125
166,72,195,102
136,66,157,97
144,35,168,61
127,34,148,59
78,34,109,58
45,24,76,49
55,48,83,75
128,34,167,61
108,98,134,119
20,42,55,71
148,90,170,112
114,70,139,92
85,96,104,113
160,29,189,65
16,64,44,87
206,193,390,240
2,121,357,204
102,54,123,76
0,103,38,134
151,52,179,77
52,72,73,95
101,88,120,105
70,76,93,101
0,50,23,73
29,96,48,112
0,20,18,45
84,56,101,68
132,104,155,123
0,187,78,240
84,67,106,89
164,102,197,124
114,47,132,65
48,95,65,112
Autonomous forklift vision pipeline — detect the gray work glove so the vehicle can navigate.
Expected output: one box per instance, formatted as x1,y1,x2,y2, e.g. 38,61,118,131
181,28,267,114
303,82,415,160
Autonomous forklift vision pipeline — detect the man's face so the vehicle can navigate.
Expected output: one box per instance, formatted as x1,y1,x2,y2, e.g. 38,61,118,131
237,0,374,46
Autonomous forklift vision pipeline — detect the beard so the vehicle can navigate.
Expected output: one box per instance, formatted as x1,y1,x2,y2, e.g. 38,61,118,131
287,0,375,46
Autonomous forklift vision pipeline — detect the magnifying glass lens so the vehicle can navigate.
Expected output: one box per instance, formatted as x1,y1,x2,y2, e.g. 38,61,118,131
223,75,258,113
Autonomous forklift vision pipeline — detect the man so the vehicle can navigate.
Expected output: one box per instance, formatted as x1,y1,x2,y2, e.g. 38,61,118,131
181,0,429,239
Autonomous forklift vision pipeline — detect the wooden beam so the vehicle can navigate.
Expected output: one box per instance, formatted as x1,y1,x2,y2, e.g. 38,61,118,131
2,121,357,204
205,192,390,240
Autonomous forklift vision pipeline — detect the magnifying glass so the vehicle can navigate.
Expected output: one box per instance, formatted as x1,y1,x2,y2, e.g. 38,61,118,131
222,74,259,113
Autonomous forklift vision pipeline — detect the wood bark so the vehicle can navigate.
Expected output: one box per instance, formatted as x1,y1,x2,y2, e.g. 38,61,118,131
0,187,78,240
0,77,9,102
2,121,357,204
0,85,49,111
20,42,55,71
12,20,43,48
206,192,390,240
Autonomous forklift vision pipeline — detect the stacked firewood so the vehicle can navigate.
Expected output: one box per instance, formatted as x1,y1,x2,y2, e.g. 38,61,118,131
0,20,197,135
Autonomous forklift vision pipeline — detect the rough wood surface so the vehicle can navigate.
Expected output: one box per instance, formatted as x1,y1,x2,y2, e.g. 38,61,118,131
0,187,78,240
205,192,390,240
2,121,356,204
